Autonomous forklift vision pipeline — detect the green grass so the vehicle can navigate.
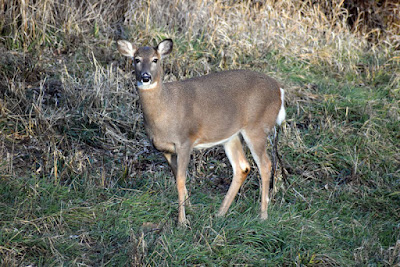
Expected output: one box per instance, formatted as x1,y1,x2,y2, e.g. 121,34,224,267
2,168,398,265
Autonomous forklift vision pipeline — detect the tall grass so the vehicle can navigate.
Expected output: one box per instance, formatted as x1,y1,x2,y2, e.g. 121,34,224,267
1,0,399,265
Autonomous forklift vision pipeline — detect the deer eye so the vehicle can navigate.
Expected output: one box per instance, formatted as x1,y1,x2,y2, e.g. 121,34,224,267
152,58,158,63
134,58,141,64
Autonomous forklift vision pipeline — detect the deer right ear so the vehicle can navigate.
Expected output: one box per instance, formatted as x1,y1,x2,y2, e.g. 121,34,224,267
117,40,137,58
157,39,173,58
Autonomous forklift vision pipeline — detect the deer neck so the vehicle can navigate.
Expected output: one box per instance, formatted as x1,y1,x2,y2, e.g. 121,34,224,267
137,78,167,129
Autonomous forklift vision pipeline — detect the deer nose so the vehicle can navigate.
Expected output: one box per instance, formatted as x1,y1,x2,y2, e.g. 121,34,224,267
141,72,152,83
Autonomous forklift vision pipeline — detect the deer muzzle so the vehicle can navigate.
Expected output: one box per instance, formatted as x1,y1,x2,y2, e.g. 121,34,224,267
141,72,152,84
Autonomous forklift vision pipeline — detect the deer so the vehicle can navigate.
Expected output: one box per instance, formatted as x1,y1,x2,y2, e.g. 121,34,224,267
117,38,286,226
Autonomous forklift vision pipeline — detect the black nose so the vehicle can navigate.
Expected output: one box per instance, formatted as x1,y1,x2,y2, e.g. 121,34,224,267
141,72,151,83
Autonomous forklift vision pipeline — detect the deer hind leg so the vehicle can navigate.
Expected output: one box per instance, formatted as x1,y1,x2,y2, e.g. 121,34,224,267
217,135,250,217
241,129,272,220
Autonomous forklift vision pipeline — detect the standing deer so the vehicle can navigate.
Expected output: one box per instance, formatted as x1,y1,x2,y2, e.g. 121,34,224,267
117,39,286,225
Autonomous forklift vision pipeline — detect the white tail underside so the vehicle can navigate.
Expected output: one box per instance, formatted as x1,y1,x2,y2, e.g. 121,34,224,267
276,88,286,125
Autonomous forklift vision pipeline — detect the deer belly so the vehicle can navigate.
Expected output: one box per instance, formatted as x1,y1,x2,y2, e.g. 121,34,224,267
193,132,239,150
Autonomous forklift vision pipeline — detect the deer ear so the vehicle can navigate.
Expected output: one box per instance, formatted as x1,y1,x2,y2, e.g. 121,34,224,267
157,39,173,58
117,40,137,58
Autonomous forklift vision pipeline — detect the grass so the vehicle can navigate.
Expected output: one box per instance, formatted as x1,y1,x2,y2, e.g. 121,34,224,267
1,0,400,265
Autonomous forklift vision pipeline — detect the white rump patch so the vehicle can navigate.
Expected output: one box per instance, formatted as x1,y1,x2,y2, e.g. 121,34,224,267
276,88,286,125
137,81,158,90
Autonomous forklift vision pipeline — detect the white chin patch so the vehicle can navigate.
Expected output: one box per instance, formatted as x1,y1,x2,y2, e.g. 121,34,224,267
137,81,158,90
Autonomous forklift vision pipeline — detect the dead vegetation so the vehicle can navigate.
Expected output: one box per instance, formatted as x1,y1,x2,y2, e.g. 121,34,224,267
1,0,398,181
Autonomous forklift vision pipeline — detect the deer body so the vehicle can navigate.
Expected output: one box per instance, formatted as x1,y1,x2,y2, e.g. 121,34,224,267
118,39,286,225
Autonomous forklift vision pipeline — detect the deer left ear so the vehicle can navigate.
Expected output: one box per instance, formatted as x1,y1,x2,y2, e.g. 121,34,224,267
157,39,173,58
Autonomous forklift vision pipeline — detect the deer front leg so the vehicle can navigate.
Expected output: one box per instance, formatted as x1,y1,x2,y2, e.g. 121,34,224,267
164,153,177,177
174,147,192,226
164,153,191,208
